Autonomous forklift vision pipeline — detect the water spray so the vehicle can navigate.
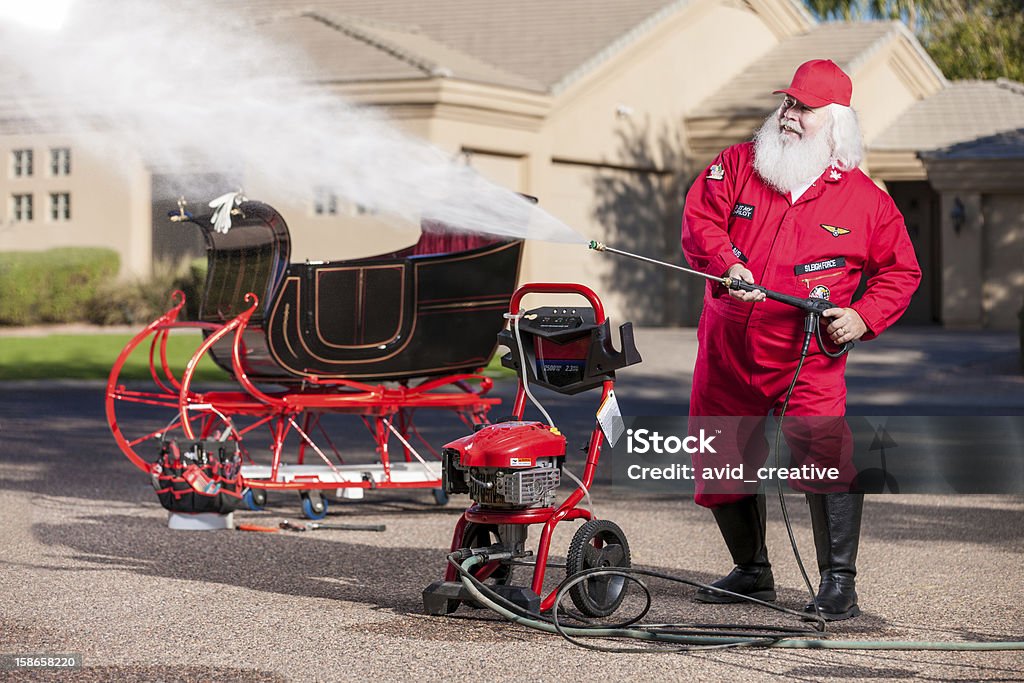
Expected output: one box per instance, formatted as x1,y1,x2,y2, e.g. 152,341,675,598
3,2,586,247
588,240,851,357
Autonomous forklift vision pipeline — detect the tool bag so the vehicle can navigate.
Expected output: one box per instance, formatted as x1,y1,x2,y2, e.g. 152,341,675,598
151,439,245,514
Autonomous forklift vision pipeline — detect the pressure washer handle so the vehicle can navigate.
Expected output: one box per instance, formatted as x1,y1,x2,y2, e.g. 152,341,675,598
723,277,832,314
814,314,854,358
508,282,606,323
726,278,852,357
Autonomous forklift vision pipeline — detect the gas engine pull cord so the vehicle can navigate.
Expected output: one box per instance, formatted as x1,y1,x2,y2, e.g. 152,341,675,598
506,311,596,519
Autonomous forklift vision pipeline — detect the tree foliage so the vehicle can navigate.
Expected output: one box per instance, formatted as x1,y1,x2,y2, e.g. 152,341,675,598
922,0,1024,81
804,0,1024,81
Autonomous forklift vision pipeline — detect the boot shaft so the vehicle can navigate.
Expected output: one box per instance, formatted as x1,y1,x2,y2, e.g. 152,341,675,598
711,493,769,569
806,492,864,577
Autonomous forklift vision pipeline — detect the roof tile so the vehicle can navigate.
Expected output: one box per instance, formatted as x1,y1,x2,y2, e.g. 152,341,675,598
872,80,1024,152
212,0,694,91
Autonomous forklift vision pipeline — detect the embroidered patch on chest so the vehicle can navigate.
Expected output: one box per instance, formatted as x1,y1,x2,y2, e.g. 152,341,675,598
731,203,755,220
821,224,851,237
707,164,725,180
809,285,831,299
794,257,846,275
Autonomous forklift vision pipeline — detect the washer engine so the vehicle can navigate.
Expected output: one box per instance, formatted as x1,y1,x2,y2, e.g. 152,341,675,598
442,421,565,509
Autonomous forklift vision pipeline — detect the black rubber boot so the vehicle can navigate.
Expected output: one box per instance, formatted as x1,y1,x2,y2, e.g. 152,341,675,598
696,494,776,603
803,492,864,621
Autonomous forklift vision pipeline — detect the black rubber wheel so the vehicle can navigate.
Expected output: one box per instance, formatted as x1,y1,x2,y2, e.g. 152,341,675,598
565,519,631,618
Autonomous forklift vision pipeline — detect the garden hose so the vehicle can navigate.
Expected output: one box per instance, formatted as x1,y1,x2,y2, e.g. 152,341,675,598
453,555,1024,652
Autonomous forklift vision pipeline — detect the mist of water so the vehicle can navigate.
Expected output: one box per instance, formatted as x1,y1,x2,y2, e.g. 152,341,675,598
2,0,587,245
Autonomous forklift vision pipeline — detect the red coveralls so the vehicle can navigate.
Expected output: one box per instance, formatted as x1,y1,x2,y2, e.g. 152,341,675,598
681,142,921,507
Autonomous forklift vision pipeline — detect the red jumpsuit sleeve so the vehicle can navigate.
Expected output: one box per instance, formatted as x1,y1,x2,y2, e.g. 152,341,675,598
681,147,744,278
850,193,922,340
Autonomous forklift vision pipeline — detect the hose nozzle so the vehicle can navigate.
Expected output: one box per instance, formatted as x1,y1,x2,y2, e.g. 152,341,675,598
588,240,606,251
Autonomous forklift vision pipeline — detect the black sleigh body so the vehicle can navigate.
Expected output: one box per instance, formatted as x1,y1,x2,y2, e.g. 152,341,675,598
195,201,523,384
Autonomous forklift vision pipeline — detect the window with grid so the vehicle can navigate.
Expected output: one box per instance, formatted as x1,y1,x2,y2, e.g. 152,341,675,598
50,192,70,220
11,194,33,221
313,186,338,216
11,149,33,177
50,147,71,176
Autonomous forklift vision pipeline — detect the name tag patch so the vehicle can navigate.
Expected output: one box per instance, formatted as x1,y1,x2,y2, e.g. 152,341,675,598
731,203,755,220
794,257,845,275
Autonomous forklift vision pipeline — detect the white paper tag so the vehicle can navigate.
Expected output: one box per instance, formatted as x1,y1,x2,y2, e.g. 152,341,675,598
596,390,624,448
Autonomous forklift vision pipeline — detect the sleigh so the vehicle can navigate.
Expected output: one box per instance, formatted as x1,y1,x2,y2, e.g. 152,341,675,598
106,198,524,518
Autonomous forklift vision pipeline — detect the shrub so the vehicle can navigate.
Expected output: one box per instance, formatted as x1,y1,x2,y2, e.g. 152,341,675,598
0,248,119,325
85,258,206,326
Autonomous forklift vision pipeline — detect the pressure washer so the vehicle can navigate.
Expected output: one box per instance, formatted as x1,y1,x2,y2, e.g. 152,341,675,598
422,282,641,617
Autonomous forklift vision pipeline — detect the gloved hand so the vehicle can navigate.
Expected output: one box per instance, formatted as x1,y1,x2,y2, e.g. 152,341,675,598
208,191,244,234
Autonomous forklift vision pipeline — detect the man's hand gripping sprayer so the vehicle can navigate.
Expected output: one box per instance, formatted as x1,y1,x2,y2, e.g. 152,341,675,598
588,241,852,357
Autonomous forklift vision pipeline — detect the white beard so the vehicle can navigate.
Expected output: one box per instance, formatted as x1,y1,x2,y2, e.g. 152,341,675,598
752,114,833,195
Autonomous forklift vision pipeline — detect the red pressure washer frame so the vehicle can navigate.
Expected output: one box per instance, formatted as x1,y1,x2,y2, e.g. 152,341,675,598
441,282,630,613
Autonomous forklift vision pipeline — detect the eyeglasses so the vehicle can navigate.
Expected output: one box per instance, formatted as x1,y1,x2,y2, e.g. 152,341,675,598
781,96,816,113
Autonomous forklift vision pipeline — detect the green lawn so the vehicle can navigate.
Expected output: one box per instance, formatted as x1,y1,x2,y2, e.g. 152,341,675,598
0,331,230,381
0,330,515,381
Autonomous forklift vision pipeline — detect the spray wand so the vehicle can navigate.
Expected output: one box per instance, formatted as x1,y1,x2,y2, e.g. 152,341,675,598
588,241,852,357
